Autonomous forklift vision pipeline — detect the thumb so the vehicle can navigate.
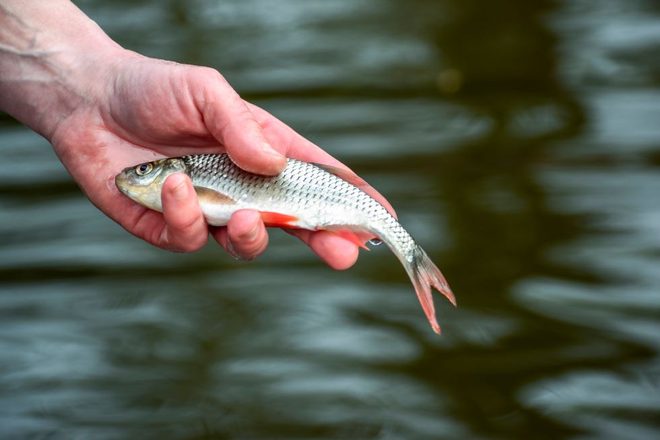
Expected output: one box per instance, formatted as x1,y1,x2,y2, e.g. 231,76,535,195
159,173,208,252
196,69,286,175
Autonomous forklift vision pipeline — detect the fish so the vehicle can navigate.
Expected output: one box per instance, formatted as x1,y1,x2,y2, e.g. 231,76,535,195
115,154,455,333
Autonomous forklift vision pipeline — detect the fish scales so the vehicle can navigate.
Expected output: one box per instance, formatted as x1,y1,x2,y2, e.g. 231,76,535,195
184,154,412,252
115,153,455,333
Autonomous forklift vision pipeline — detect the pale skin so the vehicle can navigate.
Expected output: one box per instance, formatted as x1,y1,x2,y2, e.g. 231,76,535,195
0,0,394,268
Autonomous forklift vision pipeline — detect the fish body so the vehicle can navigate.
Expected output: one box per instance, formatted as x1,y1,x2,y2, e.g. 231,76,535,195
115,154,455,333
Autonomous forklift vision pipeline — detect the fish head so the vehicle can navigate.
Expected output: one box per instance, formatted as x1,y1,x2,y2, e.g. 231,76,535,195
115,157,187,211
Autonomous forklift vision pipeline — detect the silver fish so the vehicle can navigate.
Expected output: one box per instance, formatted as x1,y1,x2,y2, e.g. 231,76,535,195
115,154,455,333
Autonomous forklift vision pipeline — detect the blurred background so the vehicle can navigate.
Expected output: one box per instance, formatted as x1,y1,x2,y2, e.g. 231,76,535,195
1,0,659,438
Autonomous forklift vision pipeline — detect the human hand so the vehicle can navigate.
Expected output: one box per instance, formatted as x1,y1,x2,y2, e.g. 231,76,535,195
0,1,393,269
51,54,394,268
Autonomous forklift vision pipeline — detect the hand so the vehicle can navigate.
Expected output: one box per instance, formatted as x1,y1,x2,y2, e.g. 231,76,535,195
53,54,395,268
1,1,394,269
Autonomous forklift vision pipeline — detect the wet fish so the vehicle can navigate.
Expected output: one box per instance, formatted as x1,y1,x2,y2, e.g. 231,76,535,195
115,154,455,333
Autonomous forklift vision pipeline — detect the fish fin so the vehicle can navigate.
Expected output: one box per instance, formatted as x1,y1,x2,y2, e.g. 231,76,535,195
194,186,236,205
328,229,371,250
398,245,455,334
312,163,370,192
260,211,299,228
321,225,378,250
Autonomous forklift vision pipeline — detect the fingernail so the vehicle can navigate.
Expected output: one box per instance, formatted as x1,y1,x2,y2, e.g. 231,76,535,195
225,239,241,260
262,142,283,159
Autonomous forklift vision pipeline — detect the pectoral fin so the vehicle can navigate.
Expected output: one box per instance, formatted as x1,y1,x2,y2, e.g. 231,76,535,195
194,186,236,205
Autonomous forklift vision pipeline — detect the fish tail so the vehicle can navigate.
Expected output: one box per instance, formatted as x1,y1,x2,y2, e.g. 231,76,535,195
401,245,456,334
331,224,455,334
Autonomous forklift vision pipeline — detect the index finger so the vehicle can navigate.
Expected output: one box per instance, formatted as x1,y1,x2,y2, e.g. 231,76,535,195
193,68,286,175
245,102,397,218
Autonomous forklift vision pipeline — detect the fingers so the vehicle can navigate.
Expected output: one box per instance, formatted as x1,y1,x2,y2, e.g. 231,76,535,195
137,174,269,259
195,69,286,175
245,102,397,218
214,219,358,268
211,210,269,260
287,230,360,271
210,209,357,266
186,68,394,266
159,173,208,252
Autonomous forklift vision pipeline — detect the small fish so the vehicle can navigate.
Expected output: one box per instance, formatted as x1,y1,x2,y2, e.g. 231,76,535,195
115,154,455,333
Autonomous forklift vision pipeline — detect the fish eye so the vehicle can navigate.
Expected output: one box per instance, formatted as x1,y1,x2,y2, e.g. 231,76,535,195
135,163,153,176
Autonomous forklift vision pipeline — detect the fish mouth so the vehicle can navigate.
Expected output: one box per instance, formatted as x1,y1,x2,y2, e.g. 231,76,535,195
114,172,130,195
114,172,142,201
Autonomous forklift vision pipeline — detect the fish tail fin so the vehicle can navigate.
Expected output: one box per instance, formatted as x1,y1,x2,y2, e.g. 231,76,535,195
329,225,455,334
401,245,456,334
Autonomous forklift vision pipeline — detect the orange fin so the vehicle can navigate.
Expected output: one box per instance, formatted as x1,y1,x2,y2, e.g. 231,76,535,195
404,246,455,335
260,211,299,228
328,229,370,250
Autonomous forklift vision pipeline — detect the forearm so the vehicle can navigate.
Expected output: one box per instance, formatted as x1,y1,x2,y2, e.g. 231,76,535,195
0,0,124,139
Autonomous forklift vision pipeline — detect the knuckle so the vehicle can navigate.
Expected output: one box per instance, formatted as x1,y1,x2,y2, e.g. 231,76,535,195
194,66,225,83
163,217,208,253
170,233,208,253
174,213,203,235
230,232,268,261
187,232,209,251
196,67,232,95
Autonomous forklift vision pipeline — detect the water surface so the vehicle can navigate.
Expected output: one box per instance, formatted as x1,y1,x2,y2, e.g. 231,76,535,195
1,0,659,438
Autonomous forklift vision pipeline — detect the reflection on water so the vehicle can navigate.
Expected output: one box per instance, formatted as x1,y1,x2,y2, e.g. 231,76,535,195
1,0,659,438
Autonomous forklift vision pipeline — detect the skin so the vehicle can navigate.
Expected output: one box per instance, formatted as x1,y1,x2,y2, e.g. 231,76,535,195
0,0,394,268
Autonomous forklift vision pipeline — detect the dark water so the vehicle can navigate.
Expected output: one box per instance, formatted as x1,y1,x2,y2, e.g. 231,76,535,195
1,0,659,438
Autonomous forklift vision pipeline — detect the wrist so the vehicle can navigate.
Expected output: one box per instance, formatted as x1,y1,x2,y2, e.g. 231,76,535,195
0,0,130,139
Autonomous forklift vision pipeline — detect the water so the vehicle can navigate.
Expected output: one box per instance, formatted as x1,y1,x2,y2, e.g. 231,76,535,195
1,0,659,438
